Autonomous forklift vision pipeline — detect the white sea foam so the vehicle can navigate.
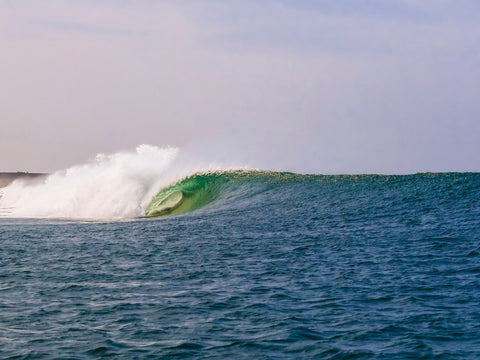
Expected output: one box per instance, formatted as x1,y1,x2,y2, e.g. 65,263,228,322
0,145,240,219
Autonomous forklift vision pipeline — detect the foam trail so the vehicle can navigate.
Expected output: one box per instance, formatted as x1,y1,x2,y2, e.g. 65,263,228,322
0,145,236,219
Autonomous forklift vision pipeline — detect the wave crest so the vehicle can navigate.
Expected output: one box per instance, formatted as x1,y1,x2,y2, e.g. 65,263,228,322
0,145,237,219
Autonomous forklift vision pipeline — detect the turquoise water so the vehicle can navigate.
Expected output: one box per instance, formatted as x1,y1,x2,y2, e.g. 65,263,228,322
1,172,480,358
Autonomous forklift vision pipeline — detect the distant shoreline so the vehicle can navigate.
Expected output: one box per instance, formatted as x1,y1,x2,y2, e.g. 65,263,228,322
0,172,46,188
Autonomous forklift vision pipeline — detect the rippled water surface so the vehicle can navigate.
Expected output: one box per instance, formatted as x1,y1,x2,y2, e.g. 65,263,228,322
1,173,480,359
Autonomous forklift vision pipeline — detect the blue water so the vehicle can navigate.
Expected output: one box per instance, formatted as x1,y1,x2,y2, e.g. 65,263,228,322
1,173,480,359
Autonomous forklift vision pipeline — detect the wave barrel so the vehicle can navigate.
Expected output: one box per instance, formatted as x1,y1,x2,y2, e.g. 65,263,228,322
145,190,184,217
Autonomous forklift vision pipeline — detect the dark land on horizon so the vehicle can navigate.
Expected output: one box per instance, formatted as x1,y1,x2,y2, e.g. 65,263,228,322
0,172,46,188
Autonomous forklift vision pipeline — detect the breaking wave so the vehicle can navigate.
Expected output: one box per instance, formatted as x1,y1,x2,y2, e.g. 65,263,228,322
0,145,243,219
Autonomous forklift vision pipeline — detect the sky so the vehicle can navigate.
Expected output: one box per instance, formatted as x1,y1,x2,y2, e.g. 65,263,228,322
1,0,479,174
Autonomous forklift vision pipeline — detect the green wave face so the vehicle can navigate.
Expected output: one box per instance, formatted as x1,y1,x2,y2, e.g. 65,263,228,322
144,170,315,218
144,170,269,218
144,173,222,218
144,171,471,218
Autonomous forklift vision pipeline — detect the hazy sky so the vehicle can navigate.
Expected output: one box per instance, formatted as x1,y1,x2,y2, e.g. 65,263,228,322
1,0,479,173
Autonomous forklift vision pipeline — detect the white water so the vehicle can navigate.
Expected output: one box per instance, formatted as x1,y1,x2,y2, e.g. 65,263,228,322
0,145,239,219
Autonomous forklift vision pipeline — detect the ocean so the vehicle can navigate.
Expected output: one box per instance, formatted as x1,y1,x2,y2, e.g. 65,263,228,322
1,147,480,359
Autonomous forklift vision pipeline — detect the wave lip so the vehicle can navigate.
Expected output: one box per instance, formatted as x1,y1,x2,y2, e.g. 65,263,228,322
0,145,247,220
0,145,309,220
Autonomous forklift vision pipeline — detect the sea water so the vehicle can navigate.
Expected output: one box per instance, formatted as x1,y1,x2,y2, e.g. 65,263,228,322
1,149,480,359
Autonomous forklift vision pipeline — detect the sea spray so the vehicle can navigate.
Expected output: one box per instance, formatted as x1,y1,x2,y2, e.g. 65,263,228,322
0,145,240,219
